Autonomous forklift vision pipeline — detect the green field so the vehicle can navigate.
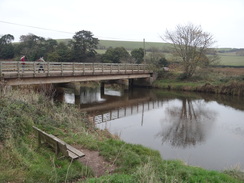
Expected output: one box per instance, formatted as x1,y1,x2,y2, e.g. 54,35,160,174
97,40,244,66
218,52,244,66
57,39,244,66
97,40,172,51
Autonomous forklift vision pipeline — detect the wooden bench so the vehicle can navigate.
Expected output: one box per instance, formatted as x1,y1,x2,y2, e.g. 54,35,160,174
33,126,85,159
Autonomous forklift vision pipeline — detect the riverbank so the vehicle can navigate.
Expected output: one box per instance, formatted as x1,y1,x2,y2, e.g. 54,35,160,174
153,67,244,96
0,88,244,182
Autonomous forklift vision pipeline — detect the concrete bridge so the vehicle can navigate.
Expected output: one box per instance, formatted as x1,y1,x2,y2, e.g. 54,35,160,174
0,61,154,87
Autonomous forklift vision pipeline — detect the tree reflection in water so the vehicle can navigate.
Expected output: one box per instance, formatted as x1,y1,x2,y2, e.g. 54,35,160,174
158,98,217,148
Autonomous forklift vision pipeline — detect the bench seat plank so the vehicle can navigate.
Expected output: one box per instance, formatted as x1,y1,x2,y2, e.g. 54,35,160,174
33,126,85,159
66,144,85,157
67,150,79,159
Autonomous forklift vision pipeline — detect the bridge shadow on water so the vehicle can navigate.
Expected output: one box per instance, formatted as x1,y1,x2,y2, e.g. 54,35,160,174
54,86,244,170
55,86,228,148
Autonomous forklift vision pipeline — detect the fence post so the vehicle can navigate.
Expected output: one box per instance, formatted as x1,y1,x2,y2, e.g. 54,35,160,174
17,61,20,78
47,62,50,76
118,64,120,73
83,63,85,75
61,62,63,76
72,62,75,76
93,63,95,75
33,62,36,77
0,62,2,80
110,64,112,74
102,63,104,74
125,63,127,74
0,61,2,80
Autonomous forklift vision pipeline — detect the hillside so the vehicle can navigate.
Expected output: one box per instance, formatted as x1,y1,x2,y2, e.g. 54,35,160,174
56,39,244,66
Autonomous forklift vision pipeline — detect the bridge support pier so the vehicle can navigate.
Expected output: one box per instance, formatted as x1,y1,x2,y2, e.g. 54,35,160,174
73,83,81,105
100,82,105,96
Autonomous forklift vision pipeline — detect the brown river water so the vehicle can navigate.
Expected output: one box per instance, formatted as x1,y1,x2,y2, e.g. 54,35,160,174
58,86,244,171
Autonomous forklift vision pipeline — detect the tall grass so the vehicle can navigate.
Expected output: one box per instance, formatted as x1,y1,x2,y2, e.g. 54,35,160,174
0,88,93,182
1,87,243,182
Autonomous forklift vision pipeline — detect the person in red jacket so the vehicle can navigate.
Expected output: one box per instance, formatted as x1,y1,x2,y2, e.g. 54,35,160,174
20,56,26,72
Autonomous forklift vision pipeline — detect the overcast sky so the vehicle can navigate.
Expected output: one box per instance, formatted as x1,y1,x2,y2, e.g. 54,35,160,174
0,0,243,48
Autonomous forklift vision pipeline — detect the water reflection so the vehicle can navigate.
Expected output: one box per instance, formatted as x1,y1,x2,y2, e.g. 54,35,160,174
158,98,216,148
55,86,244,170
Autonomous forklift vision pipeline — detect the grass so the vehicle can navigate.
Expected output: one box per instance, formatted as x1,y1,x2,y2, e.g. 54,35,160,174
56,39,244,66
0,88,94,182
0,87,244,182
218,52,244,66
97,40,244,66
98,40,172,51
152,66,244,96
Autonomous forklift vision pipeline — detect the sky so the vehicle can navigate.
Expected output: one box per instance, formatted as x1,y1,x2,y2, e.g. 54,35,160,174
0,0,243,48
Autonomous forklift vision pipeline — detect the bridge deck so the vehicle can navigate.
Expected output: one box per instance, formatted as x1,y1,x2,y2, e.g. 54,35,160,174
0,61,153,85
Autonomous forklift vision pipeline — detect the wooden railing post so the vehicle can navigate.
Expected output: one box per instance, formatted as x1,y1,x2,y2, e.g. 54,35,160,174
61,62,63,76
102,63,104,74
0,62,2,80
47,62,50,76
33,62,36,77
83,63,85,75
92,63,95,75
125,63,127,74
72,62,75,76
17,61,20,78
118,64,120,73
110,64,112,74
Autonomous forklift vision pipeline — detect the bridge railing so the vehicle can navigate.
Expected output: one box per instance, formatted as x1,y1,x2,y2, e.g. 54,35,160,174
0,61,151,79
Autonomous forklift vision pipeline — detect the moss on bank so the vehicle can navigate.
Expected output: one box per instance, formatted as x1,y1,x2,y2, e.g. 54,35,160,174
0,89,243,182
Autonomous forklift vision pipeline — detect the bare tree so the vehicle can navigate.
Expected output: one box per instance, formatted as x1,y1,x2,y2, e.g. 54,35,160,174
163,23,218,78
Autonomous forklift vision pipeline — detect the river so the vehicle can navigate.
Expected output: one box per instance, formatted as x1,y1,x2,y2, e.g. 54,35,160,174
57,86,244,171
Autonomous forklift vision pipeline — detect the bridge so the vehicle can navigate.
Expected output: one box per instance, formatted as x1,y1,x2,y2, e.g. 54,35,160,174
0,61,154,86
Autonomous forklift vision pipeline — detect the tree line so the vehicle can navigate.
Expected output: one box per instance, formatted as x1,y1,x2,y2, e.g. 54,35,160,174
1,23,218,79
0,30,149,64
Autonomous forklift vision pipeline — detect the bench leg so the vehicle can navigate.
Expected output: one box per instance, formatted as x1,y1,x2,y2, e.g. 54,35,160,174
55,141,59,155
37,132,41,148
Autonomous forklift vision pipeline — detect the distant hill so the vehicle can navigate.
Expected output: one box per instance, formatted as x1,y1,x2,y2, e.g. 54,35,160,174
56,39,244,66
56,39,240,52
97,40,172,51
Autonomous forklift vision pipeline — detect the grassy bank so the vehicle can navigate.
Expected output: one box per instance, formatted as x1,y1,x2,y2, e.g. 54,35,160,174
0,88,243,182
153,67,244,96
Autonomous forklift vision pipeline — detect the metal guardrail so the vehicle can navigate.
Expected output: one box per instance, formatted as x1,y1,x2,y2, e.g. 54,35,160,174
0,61,150,79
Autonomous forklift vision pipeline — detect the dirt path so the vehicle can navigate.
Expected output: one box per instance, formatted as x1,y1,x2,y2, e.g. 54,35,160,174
77,147,116,177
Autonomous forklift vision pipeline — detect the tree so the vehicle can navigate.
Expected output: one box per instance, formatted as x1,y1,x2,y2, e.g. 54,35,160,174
147,47,166,65
16,34,59,60
164,23,217,78
131,48,144,64
102,47,130,63
47,42,72,62
70,30,99,62
17,34,46,60
0,34,15,59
